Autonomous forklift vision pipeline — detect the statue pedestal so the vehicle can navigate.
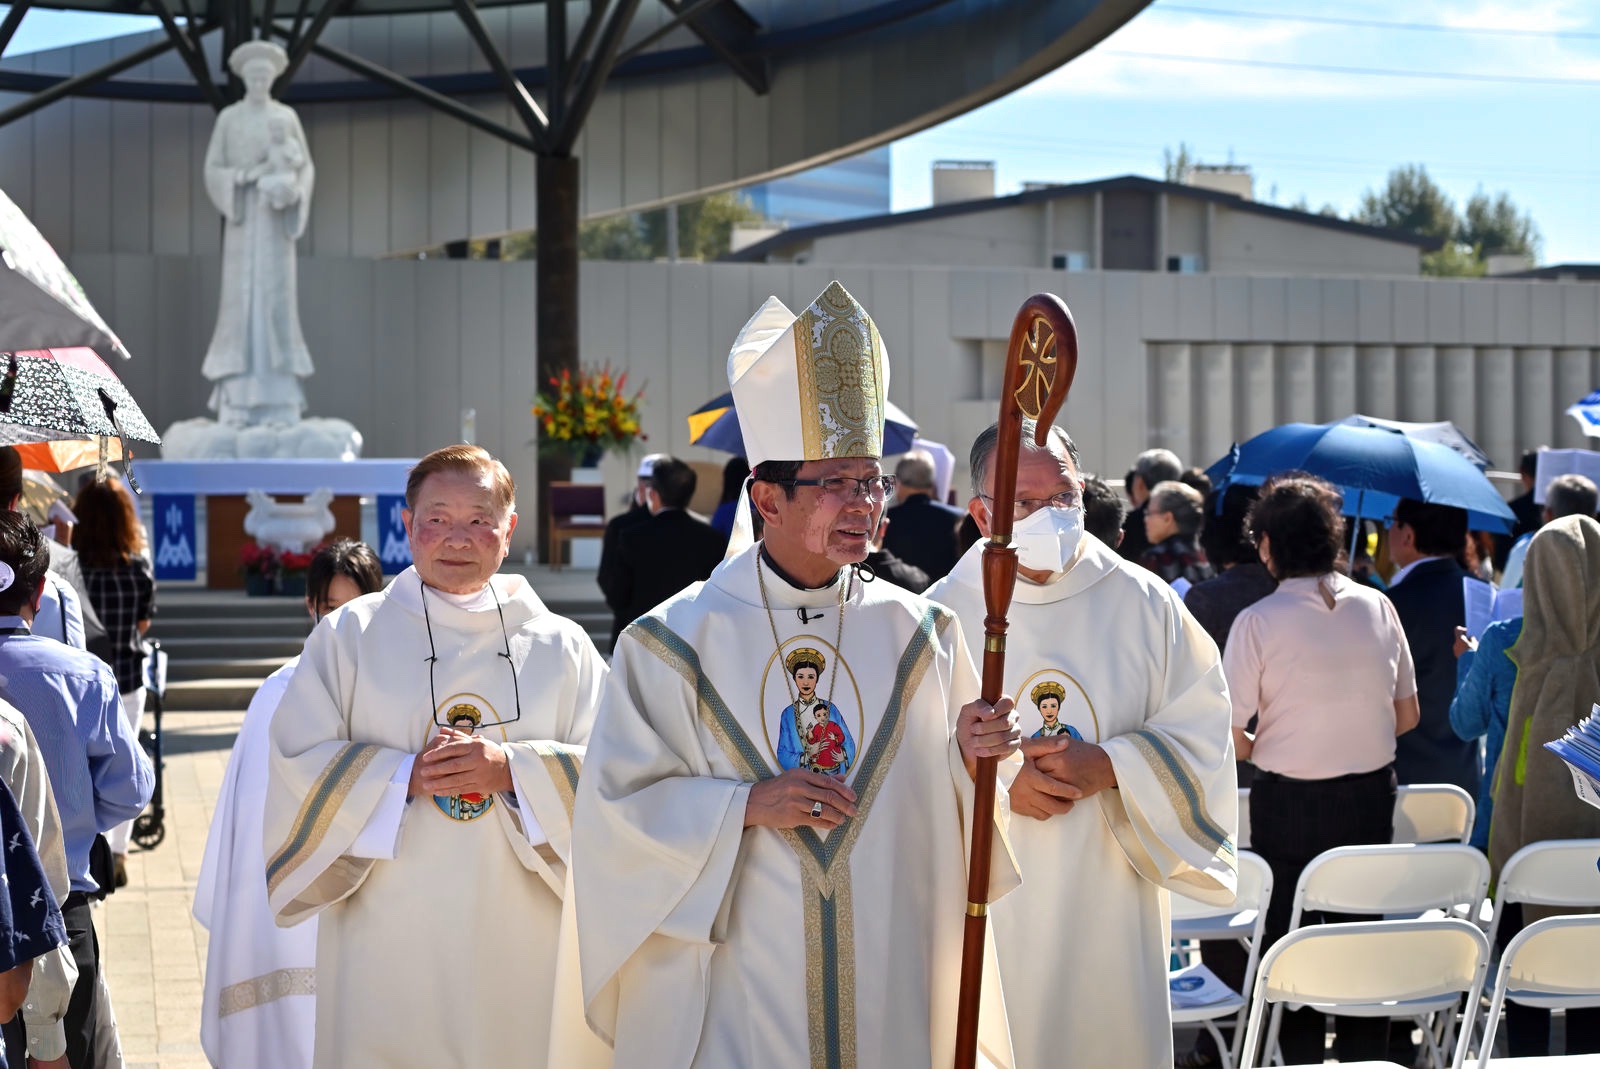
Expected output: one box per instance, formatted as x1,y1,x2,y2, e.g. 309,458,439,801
136,459,417,589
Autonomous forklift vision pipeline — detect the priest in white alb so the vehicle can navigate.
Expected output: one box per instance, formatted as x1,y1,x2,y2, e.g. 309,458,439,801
561,281,1022,1069
195,539,385,1069
926,421,1238,1069
265,445,607,1067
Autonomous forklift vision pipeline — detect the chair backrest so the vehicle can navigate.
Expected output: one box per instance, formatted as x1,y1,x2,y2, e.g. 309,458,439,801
548,482,607,520
1241,919,1488,1069
1474,915,1600,1069
1237,787,1251,850
1171,849,1272,924
1498,914,1600,998
1486,838,1600,948
1393,783,1475,845
1290,843,1489,931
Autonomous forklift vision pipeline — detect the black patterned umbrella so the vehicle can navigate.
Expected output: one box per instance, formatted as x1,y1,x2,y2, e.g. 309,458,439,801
0,348,159,447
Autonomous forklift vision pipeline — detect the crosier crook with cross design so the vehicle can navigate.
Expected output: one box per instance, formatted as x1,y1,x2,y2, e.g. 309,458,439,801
951,293,1079,1069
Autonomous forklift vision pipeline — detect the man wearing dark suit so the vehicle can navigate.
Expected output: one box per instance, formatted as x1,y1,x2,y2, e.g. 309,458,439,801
598,453,667,647
881,452,966,582
613,457,727,629
1385,499,1480,793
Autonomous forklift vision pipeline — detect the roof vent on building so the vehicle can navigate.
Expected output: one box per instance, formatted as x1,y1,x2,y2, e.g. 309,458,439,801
932,160,996,205
1182,164,1253,201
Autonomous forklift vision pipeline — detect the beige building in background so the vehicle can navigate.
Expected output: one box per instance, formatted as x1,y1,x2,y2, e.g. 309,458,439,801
725,173,1437,278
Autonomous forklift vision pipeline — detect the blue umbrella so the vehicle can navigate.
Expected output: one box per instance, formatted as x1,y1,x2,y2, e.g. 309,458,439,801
686,391,919,456
1206,422,1517,533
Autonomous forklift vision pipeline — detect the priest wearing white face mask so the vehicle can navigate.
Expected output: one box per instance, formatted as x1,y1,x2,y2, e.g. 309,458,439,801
264,444,608,1068
926,421,1238,1069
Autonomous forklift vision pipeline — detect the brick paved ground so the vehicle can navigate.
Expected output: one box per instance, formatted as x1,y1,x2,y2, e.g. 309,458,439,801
96,708,243,1069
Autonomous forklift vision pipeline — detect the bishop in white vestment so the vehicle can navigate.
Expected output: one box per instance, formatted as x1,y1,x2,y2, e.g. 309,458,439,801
927,422,1238,1069
562,282,1021,1069
265,447,607,1067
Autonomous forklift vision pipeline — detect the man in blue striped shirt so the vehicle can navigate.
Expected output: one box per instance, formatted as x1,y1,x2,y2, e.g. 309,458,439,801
0,513,151,1067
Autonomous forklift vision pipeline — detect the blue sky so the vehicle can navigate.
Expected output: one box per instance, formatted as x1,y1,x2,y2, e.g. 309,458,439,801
10,0,1597,264
892,0,1600,265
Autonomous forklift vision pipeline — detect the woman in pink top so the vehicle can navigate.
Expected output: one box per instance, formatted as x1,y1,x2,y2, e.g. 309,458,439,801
1224,473,1420,1065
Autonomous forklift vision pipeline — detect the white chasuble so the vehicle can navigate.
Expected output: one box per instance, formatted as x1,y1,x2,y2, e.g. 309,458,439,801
565,545,1019,1069
265,567,606,1068
196,659,316,1069
927,535,1238,1069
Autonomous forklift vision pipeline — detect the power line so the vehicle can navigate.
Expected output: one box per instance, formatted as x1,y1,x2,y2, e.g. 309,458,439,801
1153,4,1600,41
1101,49,1600,86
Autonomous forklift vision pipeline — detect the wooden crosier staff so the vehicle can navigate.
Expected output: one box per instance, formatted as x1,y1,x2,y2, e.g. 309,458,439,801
952,292,1079,1068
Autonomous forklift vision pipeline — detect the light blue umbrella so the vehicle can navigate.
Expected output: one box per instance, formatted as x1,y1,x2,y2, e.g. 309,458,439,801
1566,388,1600,439
1206,421,1517,533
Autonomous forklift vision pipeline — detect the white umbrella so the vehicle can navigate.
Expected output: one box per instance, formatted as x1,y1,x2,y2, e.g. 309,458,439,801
0,186,129,359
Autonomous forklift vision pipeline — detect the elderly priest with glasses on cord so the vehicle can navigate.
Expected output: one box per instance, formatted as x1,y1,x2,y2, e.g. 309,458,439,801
265,445,607,1068
559,281,1022,1069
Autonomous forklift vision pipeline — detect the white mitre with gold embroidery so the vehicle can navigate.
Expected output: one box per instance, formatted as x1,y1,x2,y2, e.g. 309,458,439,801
728,280,889,466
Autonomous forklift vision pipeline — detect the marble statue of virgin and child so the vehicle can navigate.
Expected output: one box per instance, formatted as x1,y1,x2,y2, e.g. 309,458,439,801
163,39,361,459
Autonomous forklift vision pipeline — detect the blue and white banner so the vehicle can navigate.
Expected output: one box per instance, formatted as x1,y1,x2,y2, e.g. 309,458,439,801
1566,388,1600,439
378,494,412,573
152,494,197,581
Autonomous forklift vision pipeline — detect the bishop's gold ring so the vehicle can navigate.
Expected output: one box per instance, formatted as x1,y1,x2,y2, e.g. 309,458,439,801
810,801,824,818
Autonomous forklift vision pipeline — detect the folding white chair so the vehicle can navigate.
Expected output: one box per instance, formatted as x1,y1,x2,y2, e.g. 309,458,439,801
1288,843,1490,932
1472,914,1600,1068
1239,919,1489,1069
1483,838,1600,951
1170,851,1273,1069
1237,787,1251,850
1393,783,1475,845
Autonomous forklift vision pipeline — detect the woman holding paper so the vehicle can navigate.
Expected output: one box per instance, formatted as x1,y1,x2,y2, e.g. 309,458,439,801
1486,513,1600,1057
1449,616,1520,851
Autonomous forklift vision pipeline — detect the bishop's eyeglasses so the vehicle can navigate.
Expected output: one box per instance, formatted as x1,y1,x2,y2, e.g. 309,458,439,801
774,475,898,503
419,579,523,731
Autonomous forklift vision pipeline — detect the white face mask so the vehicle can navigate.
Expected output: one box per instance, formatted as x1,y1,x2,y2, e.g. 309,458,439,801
1007,504,1085,574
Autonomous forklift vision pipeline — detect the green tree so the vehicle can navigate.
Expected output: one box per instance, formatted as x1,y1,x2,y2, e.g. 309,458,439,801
1162,142,1196,182
579,213,651,261
640,191,767,260
1421,242,1487,278
1460,189,1541,261
1354,164,1458,242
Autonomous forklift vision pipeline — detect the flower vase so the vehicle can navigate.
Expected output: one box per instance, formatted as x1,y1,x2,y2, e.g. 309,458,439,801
280,574,308,599
577,443,604,468
244,573,276,597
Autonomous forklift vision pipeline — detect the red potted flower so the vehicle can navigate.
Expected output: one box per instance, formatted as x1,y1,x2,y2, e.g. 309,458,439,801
238,540,281,596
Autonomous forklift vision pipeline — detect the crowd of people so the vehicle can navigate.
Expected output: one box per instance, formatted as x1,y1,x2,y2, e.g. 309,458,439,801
7,281,1594,1069
0,447,158,1067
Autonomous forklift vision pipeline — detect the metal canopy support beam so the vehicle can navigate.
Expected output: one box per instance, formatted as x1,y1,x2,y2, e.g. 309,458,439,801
0,34,178,128
557,0,643,153
259,0,279,46
266,24,538,152
614,0,724,65
656,0,765,94
452,0,548,148
278,0,344,88
146,0,225,109
0,1,32,58
545,0,565,128
563,0,603,95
